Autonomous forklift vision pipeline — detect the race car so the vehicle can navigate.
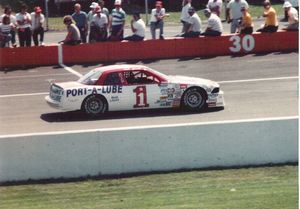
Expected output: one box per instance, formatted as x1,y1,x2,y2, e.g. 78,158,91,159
45,64,224,117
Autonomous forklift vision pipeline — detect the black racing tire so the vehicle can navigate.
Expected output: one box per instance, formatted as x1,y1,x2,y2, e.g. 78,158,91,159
82,95,107,117
181,87,207,111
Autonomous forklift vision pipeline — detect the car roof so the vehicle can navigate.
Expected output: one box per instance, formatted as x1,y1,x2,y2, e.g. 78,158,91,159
94,64,148,73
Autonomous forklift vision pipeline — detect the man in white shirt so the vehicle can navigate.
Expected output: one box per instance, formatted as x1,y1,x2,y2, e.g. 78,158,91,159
31,7,45,46
16,3,32,47
90,6,108,42
202,8,223,36
150,1,169,39
180,0,192,33
282,0,298,21
282,1,299,30
124,13,146,41
181,7,201,38
0,5,17,47
207,0,223,17
226,0,249,33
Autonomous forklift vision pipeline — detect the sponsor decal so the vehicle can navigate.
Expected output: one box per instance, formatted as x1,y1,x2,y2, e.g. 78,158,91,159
180,84,188,89
66,86,123,97
110,96,120,102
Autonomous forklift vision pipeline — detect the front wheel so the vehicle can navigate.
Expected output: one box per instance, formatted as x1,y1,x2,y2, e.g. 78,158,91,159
182,88,207,111
82,95,107,117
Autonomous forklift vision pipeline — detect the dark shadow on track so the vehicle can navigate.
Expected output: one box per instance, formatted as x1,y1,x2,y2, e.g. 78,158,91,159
40,107,224,123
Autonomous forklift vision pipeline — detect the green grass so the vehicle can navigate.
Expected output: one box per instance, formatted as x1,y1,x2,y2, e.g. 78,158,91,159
0,165,297,209
47,4,284,31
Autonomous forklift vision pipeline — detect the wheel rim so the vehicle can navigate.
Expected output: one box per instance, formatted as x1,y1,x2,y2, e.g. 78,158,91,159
186,91,203,108
87,98,104,114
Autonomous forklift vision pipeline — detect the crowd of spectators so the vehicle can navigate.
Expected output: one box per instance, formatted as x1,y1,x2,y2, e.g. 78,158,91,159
0,0,298,48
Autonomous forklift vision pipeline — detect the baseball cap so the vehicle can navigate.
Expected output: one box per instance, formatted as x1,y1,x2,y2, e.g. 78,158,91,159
188,6,195,12
283,1,292,8
156,1,163,7
114,0,122,6
90,2,99,8
34,6,42,13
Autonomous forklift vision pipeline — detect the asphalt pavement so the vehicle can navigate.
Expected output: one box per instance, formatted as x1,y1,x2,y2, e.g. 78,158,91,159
0,52,298,135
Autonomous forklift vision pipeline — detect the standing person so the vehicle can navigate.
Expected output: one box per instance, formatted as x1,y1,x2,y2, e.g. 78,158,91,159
181,7,201,38
0,16,13,47
109,0,126,41
201,8,223,36
0,6,17,47
31,7,45,46
257,0,278,33
98,0,110,19
226,0,249,33
207,0,223,17
282,1,298,30
60,15,81,45
88,2,98,25
91,6,108,42
16,4,32,47
72,3,88,43
124,13,146,41
240,7,253,34
180,0,192,33
150,1,169,39
87,2,98,43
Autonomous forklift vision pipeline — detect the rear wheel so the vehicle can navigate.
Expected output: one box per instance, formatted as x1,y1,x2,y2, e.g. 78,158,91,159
182,87,207,111
82,95,107,117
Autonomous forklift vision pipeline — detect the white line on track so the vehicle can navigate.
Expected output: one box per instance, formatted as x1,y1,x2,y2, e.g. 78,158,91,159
0,73,72,80
0,76,298,98
0,92,48,98
0,115,298,138
217,76,298,84
58,44,83,78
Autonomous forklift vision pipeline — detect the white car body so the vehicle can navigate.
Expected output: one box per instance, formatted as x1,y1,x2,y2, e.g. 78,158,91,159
45,65,225,115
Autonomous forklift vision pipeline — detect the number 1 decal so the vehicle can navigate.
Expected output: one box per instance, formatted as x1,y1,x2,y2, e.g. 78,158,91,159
133,86,149,108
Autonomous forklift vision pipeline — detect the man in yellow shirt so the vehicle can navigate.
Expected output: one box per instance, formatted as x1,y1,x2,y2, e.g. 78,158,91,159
240,7,253,34
257,0,278,33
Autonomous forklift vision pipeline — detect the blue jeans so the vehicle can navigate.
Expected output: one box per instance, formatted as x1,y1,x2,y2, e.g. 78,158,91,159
124,34,144,41
150,21,164,39
0,33,12,48
230,18,240,33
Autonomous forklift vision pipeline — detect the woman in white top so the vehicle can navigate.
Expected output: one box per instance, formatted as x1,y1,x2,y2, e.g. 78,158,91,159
180,0,192,33
1,6,17,47
0,16,13,47
16,4,32,47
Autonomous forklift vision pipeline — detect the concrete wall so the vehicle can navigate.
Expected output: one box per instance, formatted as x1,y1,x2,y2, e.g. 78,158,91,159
0,117,297,182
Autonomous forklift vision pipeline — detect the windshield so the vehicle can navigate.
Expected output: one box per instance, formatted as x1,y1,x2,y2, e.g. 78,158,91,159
78,69,102,85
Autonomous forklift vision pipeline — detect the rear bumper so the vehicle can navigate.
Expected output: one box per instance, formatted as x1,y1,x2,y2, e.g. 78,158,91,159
207,90,225,108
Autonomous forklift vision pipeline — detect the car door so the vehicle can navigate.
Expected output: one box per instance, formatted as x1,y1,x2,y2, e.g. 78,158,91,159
122,69,170,110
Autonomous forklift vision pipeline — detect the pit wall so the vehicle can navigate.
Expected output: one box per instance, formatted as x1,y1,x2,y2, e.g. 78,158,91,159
0,117,297,182
0,31,298,68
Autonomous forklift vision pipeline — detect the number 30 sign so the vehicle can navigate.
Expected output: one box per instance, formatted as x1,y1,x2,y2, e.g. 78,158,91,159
229,35,255,53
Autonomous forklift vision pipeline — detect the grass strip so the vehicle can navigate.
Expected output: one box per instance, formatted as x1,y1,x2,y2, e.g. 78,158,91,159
0,165,297,209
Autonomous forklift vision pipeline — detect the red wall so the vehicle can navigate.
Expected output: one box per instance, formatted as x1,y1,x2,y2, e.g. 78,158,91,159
0,31,298,68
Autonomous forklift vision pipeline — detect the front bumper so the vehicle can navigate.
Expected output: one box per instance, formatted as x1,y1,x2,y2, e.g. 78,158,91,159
207,90,225,108
45,95,61,109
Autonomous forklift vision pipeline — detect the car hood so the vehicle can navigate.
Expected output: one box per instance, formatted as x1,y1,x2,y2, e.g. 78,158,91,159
167,75,219,87
54,81,84,89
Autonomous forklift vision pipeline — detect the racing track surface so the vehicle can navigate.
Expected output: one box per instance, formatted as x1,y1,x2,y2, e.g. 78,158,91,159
0,52,298,135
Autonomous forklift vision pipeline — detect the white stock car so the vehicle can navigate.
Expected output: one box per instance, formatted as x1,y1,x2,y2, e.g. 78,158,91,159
45,64,225,117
